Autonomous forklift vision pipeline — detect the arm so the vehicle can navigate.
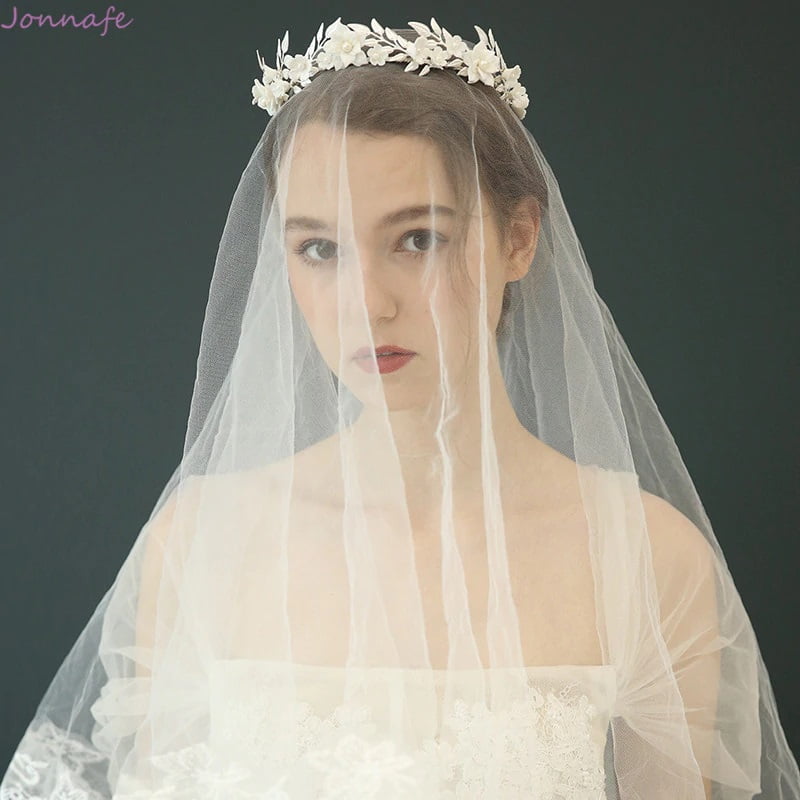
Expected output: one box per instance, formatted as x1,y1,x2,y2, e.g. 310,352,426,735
130,477,198,781
643,490,720,800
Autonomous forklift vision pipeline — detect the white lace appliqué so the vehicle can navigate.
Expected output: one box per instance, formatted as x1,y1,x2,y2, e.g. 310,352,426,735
1,681,609,799
214,676,608,799
0,718,107,800
429,685,607,797
305,734,417,799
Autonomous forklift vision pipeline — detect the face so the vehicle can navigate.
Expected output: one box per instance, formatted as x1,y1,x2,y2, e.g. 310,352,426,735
280,121,528,410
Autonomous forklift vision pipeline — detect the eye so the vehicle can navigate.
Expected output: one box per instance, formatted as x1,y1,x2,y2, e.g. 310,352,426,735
399,229,447,255
293,238,338,265
291,229,447,267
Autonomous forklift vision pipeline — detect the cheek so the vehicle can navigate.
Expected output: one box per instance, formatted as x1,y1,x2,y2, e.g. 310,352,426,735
289,270,346,351
458,245,495,309
427,286,457,331
288,267,320,333
468,235,507,299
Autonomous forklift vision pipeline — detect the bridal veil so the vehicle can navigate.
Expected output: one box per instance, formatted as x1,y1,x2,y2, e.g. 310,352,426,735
2,18,798,800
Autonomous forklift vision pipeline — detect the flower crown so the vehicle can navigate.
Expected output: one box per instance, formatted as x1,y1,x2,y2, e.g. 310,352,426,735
251,17,530,120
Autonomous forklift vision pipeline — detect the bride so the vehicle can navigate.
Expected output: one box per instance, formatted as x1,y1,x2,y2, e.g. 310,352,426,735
2,17,798,800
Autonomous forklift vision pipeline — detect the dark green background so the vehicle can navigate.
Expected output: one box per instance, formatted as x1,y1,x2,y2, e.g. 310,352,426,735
1,0,797,771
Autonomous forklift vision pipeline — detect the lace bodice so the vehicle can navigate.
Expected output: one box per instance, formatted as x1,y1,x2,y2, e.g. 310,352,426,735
161,661,615,799
2,662,617,800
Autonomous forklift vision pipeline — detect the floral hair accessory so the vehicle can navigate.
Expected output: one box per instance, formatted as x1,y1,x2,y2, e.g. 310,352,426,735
251,17,530,120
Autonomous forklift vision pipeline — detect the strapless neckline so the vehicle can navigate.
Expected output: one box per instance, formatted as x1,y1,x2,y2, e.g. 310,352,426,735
216,658,617,675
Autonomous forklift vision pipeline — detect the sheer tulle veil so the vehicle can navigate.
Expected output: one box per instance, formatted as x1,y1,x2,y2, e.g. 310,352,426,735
2,18,798,800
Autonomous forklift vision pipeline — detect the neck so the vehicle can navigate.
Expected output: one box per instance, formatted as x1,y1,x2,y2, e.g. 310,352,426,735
349,345,535,532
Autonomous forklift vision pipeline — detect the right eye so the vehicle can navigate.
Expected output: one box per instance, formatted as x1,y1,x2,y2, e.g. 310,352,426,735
293,238,338,265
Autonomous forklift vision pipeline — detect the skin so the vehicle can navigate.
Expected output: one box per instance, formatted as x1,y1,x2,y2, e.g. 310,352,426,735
279,121,553,533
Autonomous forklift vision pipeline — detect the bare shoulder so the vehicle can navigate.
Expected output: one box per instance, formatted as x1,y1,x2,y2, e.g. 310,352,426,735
133,442,347,667
632,486,720,666
139,473,205,557
510,435,589,514
512,438,717,579
638,486,716,578
134,455,329,670
637,486,722,715
552,446,717,576
248,434,344,506
134,474,205,677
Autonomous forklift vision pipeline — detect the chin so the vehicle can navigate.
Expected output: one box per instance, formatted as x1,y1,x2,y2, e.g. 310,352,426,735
348,383,438,413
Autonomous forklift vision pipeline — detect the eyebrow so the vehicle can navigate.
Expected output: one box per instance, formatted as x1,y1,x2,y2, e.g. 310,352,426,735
283,204,456,233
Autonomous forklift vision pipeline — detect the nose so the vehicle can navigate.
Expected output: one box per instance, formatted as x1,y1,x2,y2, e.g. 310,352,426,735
343,250,398,322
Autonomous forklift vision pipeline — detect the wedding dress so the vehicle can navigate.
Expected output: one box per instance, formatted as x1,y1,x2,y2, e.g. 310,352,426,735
2,18,798,800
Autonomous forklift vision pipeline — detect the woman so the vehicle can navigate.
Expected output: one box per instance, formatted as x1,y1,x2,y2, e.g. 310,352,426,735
1,18,798,799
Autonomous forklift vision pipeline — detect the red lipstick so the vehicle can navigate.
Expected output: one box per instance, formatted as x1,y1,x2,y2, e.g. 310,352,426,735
353,345,416,374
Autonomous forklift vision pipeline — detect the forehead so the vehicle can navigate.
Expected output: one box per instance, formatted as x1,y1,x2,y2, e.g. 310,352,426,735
280,122,454,222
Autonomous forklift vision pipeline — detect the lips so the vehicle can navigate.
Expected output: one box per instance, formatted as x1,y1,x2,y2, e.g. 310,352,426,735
352,345,416,375
353,345,415,359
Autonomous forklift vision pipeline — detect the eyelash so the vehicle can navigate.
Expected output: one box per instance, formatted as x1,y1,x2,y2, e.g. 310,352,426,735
292,229,447,267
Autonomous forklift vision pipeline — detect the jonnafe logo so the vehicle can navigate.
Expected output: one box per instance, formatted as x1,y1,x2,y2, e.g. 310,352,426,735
1,4,133,36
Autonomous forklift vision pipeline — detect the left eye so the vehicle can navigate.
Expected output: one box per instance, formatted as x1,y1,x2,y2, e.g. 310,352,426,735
400,230,443,253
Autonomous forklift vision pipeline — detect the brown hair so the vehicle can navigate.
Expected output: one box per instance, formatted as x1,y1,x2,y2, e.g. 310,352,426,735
263,29,548,336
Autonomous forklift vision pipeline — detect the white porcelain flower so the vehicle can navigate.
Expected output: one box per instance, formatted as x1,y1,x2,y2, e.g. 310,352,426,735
251,76,291,115
442,32,469,58
284,53,314,84
460,41,501,86
322,19,369,69
316,50,334,70
259,64,281,85
404,36,432,69
366,44,392,66
428,44,449,68
506,84,530,118
500,64,522,90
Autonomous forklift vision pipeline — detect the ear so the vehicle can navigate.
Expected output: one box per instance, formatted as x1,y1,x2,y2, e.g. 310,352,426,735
504,196,541,282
